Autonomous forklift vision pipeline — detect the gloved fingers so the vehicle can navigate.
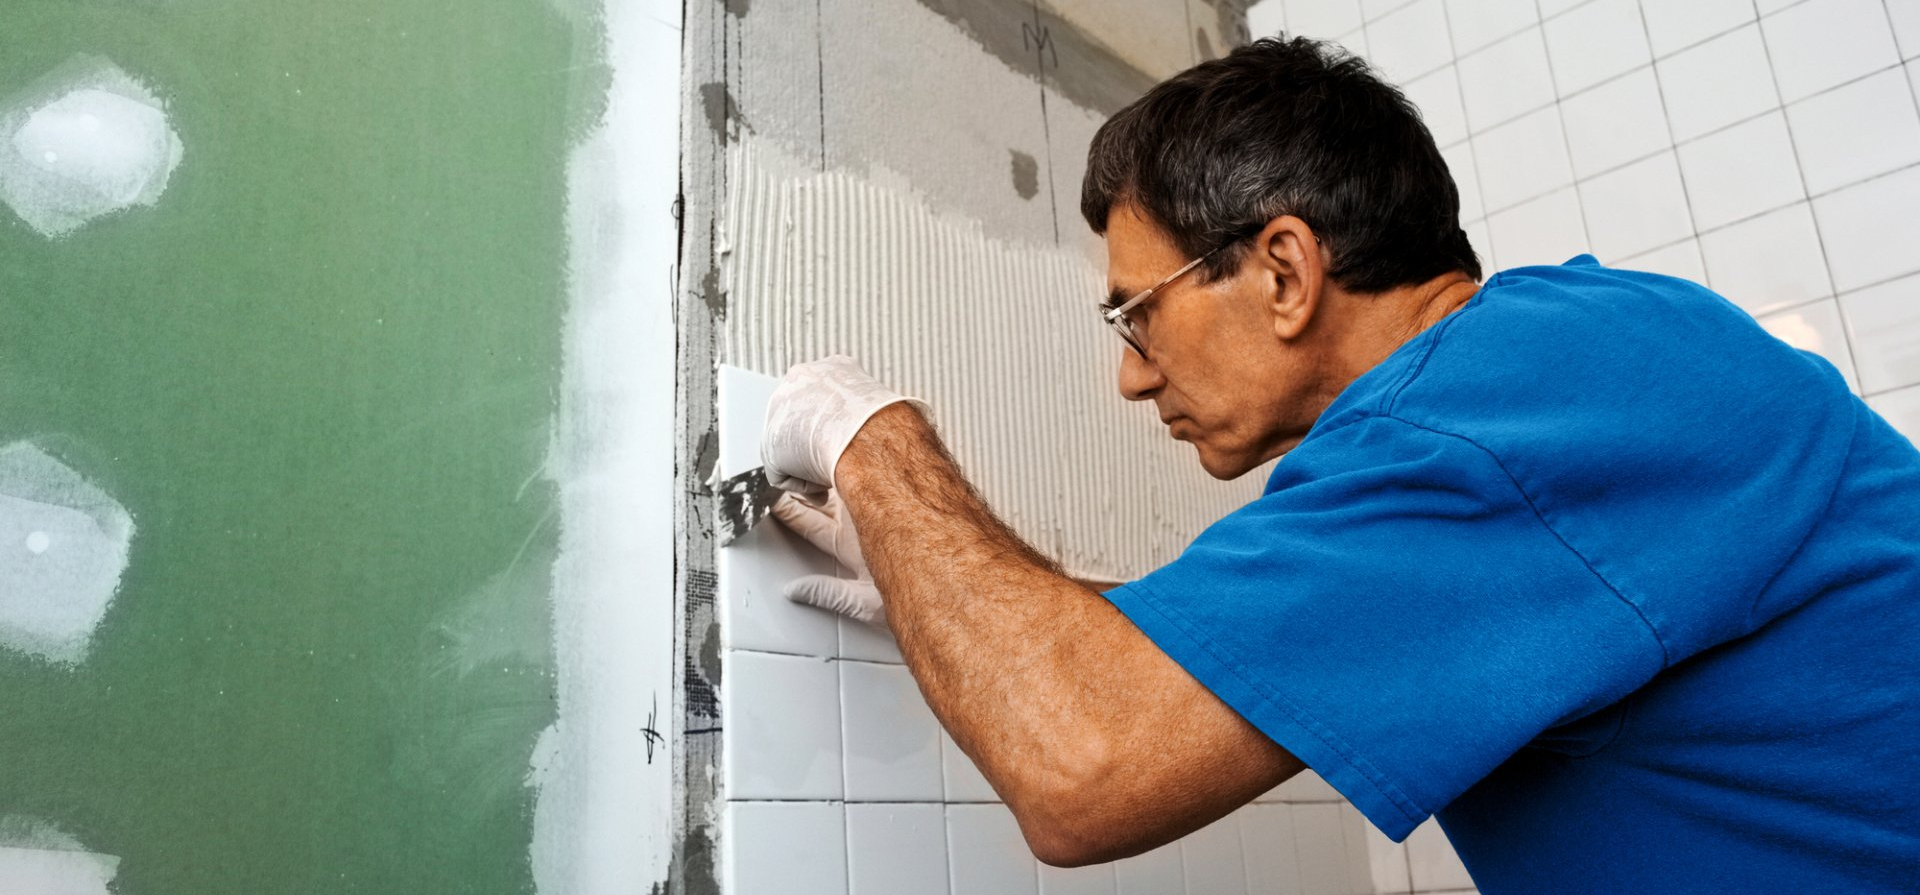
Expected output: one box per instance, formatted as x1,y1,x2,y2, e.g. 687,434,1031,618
770,492,842,556
760,355,930,494
783,575,887,628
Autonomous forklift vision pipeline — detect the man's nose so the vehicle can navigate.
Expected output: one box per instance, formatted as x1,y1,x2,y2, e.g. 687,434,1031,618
1117,346,1164,401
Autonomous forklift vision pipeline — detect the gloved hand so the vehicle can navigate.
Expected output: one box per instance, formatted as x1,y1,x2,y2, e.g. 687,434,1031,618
761,355,927,497
769,490,887,627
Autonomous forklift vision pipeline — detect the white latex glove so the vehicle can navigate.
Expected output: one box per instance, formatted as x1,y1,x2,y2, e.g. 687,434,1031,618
761,355,927,497
769,491,887,627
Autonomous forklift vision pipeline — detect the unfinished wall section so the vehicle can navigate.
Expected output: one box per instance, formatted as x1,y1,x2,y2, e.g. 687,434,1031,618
676,1,1394,894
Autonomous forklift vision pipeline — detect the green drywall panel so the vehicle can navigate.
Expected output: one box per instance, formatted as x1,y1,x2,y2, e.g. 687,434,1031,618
0,1,600,891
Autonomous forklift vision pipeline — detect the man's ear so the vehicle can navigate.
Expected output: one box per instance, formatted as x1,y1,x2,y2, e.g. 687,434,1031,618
1251,215,1325,341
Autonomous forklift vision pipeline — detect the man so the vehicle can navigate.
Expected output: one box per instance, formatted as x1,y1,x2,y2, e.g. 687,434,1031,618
758,38,1920,893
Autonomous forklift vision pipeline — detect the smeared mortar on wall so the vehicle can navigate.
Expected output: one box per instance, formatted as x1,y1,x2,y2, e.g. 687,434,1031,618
526,0,681,891
909,0,1156,116
719,142,1257,580
0,817,119,895
0,442,133,665
0,55,183,239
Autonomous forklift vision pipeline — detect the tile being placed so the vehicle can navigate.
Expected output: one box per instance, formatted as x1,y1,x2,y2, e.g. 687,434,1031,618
1618,238,1707,284
1642,0,1757,58
1406,818,1477,891
1676,111,1804,232
847,802,948,895
1579,151,1695,262
1762,0,1903,103
1114,840,1186,895
723,650,844,800
1813,165,1920,293
1364,0,1453,84
1560,66,1671,179
1868,385,1920,443
1238,804,1306,894
1655,25,1780,142
1487,187,1588,270
725,801,848,895
1840,274,1920,394
1758,299,1863,394
1543,0,1651,96
1457,27,1556,132
1181,813,1251,895
948,803,1040,895
941,728,1001,802
717,365,841,657
1040,862,1118,895
1785,68,1920,196
1444,0,1537,56
1471,105,1573,212
841,660,944,801
1699,203,1833,316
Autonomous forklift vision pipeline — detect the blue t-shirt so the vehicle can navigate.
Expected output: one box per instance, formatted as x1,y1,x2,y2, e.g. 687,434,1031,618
1105,256,1920,893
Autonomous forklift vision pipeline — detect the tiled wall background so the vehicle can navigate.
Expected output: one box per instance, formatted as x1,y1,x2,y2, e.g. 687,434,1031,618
1250,0,1920,449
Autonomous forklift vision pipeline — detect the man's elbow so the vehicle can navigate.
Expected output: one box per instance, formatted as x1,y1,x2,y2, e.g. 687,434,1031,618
1002,745,1142,868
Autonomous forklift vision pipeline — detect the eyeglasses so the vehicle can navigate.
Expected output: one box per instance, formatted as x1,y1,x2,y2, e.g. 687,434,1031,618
1100,245,1223,358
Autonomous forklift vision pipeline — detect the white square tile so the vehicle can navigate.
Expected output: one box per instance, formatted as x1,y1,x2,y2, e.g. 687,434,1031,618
1441,142,1483,221
1466,218,1493,274
1561,66,1672,179
1115,840,1186,895
1762,0,1903,103
941,728,1000,802
1364,0,1418,20
1406,818,1477,891
1618,238,1708,283
1444,0,1537,55
1285,0,1364,36
847,803,949,895
1249,0,1289,39
1288,804,1355,895
949,803,1039,895
1544,0,1652,96
1787,68,1920,195
1641,0,1757,58
725,801,848,895
724,650,844,800
1656,25,1781,142
1366,0,1453,83
1238,805,1306,894
1405,64,1469,146
1334,26,1371,58
1472,105,1574,211
1181,815,1250,895
839,615,904,663
841,660,944,801
1868,385,1920,443
1040,862,1117,895
1342,804,1411,894
1580,151,1696,261
1699,202,1834,315
1488,186,1589,269
1678,111,1805,231
1273,768,1346,803
1755,0,1799,12
1759,299,1864,393
1840,274,1920,394
1892,1,1920,59
1813,164,1920,292
1457,27,1556,131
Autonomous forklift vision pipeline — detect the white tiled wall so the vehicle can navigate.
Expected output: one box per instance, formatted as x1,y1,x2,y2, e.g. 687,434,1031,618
1245,0,1920,890
1257,0,1920,452
717,365,1388,895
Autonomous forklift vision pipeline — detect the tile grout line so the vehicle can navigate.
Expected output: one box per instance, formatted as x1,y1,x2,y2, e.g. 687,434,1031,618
1530,0,1594,254
1436,0,1498,271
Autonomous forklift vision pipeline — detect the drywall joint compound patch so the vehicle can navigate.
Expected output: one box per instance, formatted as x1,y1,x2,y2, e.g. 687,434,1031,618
0,54,185,239
0,816,120,895
0,442,135,665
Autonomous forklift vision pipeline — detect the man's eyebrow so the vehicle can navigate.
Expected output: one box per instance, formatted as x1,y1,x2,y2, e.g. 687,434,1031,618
1102,286,1132,310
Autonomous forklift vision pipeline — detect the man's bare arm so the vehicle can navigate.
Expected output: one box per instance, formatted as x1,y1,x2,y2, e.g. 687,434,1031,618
836,403,1304,866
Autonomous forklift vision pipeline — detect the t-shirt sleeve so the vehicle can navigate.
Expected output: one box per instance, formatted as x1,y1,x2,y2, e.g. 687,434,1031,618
1104,415,1666,841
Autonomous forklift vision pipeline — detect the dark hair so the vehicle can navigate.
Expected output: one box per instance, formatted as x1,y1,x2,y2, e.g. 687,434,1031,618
1081,36,1481,293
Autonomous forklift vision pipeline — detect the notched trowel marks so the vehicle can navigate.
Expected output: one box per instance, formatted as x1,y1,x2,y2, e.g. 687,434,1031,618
1009,149,1039,200
0,442,135,665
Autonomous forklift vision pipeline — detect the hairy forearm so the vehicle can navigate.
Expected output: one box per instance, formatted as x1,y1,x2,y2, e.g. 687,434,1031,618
835,404,1294,864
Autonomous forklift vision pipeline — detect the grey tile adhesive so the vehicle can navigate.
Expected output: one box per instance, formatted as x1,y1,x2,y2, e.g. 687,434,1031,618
718,143,1260,580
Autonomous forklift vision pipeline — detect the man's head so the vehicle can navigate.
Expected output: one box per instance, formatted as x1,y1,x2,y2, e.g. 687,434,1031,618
1083,37,1481,479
